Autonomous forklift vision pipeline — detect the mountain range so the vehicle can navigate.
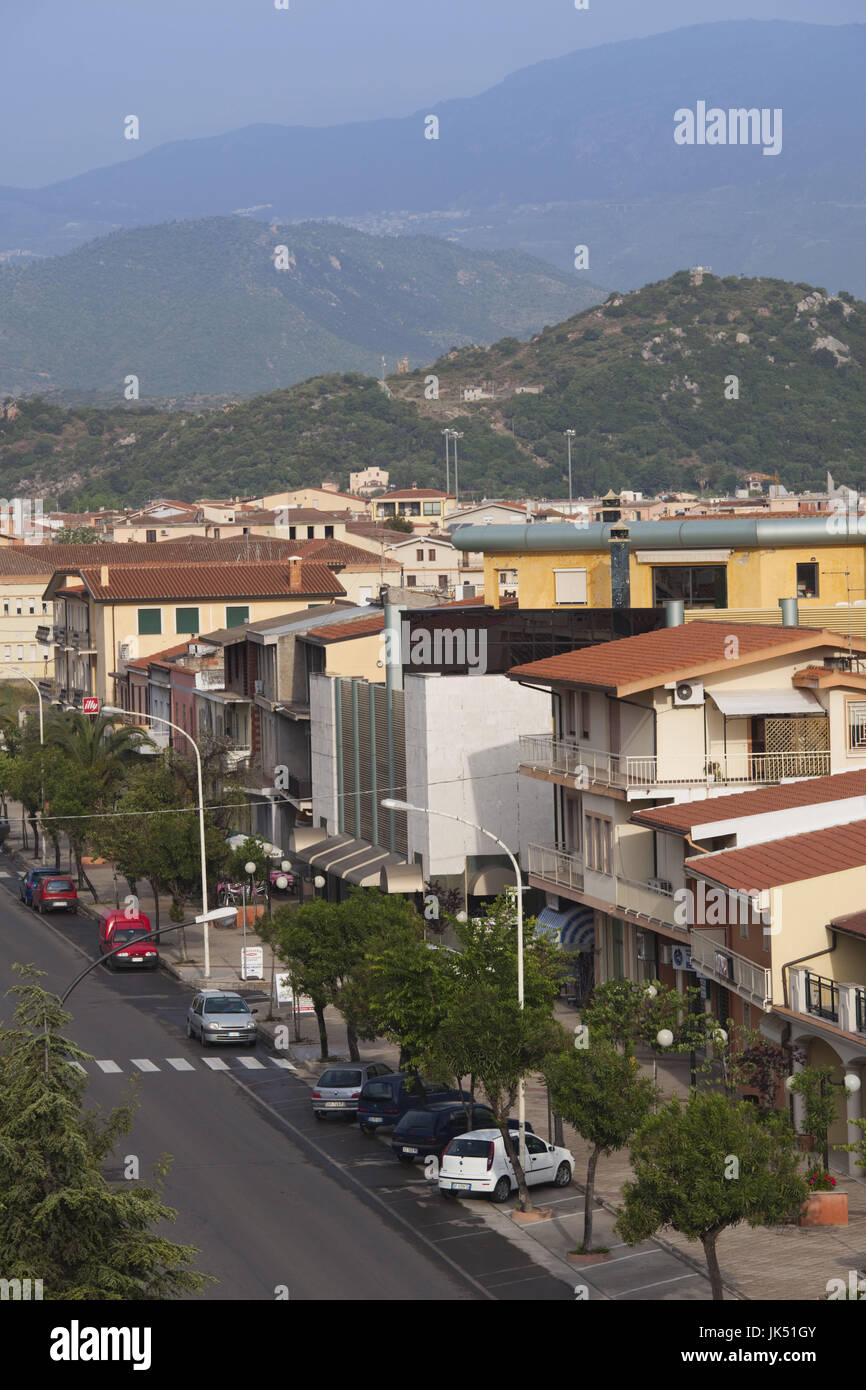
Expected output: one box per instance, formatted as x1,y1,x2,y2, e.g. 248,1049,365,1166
1,271,863,510
0,21,863,295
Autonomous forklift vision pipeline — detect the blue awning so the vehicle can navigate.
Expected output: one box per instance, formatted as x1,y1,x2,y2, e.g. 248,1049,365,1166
535,905,595,950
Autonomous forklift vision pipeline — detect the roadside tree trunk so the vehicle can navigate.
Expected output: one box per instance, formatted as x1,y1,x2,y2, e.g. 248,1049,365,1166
583,1144,600,1251
314,1000,329,1059
346,1021,360,1062
701,1227,725,1301
501,1124,532,1211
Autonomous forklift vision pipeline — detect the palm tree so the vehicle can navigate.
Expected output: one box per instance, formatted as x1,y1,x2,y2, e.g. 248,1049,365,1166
44,711,150,788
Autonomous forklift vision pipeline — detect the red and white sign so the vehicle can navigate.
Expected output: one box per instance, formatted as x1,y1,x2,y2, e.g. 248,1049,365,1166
82,696,100,713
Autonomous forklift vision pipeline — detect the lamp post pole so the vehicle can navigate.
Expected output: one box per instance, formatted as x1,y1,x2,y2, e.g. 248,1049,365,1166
103,705,211,980
380,797,526,1170
441,429,451,496
564,429,576,510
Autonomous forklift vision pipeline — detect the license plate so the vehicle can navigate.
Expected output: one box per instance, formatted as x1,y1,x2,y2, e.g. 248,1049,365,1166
325,1102,343,1108
402,1146,419,1154
450,1181,471,1190
368,1116,383,1124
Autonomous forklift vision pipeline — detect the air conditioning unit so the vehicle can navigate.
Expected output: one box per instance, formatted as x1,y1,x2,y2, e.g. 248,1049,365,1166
119,644,131,661
673,679,704,707
253,679,264,695
648,877,673,894
119,636,138,662
660,943,673,966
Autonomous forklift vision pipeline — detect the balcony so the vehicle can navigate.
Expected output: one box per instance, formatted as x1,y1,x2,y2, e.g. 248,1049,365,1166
527,842,584,893
286,773,312,802
519,734,831,792
689,931,771,1009
616,875,677,928
789,969,866,1036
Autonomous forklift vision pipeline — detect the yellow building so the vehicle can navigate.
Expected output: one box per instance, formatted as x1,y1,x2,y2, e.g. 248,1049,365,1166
370,488,456,533
451,516,866,613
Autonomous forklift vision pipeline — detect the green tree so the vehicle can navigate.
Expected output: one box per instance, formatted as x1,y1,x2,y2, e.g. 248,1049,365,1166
545,1037,656,1252
615,1091,806,1300
383,513,415,533
52,526,101,543
788,1066,842,1166
0,966,212,1299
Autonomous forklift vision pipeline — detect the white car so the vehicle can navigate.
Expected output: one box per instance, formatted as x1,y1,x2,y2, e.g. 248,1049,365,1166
438,1128,573,1203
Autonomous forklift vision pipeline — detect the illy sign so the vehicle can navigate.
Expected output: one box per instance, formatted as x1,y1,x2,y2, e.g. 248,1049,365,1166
82,696,100,714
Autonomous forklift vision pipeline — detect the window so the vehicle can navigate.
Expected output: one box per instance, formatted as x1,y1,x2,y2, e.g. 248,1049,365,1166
324,525,334,538
2,646,9,661
652,566,727,609
28,598,35,614
406,575,417,587
28,645,35,662
584,814,612,874
554,568,588,605
213,527,220,540
580,692,591,740
306,526,315,539
137,609,162,636
175,607,200,634
416,549,424,562
41,602,48,615
428,550,436,561
438,575,448,588
226,605,250,629
848,700,866,751
796,562,819,598
15,600,22,615
288,526,297,539
2,602,7,617
742,1001,751,1028
16,646,23,661
423,501,441,515
145,529,156,543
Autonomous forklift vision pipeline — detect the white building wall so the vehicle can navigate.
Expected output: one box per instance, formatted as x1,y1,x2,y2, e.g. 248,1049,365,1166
404,674,550,879
309,673,339,834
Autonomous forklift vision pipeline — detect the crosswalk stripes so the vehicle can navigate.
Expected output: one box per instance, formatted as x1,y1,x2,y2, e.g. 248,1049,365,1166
82,1053,298,1076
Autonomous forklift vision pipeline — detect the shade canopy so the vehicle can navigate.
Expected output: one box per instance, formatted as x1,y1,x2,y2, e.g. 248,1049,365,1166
709,689,824,717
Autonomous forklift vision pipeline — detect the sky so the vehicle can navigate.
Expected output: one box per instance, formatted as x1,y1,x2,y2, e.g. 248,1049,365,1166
1,0,862,187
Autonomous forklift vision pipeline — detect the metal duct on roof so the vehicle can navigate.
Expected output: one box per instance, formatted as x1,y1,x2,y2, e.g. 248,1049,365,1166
450,517,857,554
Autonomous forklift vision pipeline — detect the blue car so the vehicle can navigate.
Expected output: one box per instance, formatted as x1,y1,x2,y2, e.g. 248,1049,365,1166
19,868,59,906
357,1073,469,1134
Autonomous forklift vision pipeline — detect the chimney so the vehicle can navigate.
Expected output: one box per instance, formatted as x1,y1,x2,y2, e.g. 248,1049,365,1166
288,555,303,592
100,564,109,586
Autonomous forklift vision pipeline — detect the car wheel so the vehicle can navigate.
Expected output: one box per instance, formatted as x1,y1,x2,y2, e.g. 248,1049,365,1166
492,1177,512,1204
186,1019,193,1038
359,1124,374,1136
554,1161,572,1188
313,1110,325,1121
397,1153,415,1165
200,1030,209,1047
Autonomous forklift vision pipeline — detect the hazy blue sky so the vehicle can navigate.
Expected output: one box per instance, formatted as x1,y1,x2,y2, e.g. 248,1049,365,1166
2,0,861,186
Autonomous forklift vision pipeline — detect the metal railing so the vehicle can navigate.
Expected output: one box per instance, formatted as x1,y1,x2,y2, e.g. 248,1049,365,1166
527,842,584,892
805,971,839,1022
616,875,677,927
520,735,831,788
857,988,866,1035
689,931,771,1008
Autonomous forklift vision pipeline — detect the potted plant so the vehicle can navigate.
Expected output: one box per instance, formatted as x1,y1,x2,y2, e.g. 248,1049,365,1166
799,1166,848,1227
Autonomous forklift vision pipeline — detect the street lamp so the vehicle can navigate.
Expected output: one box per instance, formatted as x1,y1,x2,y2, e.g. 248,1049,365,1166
240,858,257,980
103,705,213,980
564,429,576,510
381,795,528,1171
447,430,464,506
441,429,451,495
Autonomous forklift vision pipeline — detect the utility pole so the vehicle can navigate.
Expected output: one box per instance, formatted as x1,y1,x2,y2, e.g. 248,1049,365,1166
450,430,464,507
564,429,576,510
441,429,451,495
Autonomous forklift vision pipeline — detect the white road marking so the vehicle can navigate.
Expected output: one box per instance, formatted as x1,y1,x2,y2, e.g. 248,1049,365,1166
130,1058,160,1072
613,1272,700,1297
202,1057,230,1070
95,1060,122,1073
237,1056,266,1069
269,1057,297,1070
165,1058,195,1071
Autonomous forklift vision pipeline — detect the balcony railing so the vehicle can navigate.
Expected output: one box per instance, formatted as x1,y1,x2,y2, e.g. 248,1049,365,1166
519,735,831,789
790,969,866,1036
616,875,677,927
689,931,771,1008
527,843,584,893
857,988,866,1035
805,971,839,1023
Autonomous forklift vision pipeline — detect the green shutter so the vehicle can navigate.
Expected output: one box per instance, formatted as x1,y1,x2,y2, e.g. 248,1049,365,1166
175,607,200,634
226,606,250,628
137,609,162,635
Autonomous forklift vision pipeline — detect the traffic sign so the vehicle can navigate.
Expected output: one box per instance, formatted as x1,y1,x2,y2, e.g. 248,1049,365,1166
82,696,100,713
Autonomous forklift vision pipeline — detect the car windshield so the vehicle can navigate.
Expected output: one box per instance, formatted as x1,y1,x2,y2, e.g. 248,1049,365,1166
319,1070,363,1088
362,1082,393,1100
204,997,249,1014
112,928,149,944
397,1111,435,1134
46,880,74,892
448,1138,493,1158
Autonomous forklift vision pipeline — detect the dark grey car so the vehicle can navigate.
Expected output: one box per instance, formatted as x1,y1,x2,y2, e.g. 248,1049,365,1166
311,1062,393,1119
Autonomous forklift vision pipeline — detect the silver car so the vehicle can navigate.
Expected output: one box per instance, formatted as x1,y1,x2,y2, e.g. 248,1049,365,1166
186,990,258,1047
312,1062,392,1119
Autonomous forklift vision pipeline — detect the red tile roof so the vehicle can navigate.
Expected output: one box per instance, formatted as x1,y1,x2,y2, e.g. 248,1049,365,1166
125,641,194,671
507,622,866,695
688,821,866,890
304,613,385,642
632,770,866,834
54,562,345,602
828,910,866,939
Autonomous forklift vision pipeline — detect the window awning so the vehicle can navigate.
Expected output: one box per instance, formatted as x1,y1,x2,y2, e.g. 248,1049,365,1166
710,689,824,717
468,866,516,897
290,831,421,892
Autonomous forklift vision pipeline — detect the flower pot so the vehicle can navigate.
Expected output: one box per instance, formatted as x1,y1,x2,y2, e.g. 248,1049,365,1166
799,1191,848,1227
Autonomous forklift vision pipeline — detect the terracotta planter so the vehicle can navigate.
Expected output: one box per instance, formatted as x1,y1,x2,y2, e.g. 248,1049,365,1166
799,1191,848,1227
235,905,266,927
567,1251,611,1266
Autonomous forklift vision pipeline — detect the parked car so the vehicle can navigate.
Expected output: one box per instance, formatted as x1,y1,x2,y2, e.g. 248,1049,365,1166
33,876,78,914
97,908,159,969
311,1062,393,1119
438,1129,573,1203
19,867,59,905
391,1104,535,1164
186,990,258,1046
357,1072,468,1134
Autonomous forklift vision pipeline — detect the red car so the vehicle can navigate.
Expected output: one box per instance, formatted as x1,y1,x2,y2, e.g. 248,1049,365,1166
98,909,159,970
33,876,78,914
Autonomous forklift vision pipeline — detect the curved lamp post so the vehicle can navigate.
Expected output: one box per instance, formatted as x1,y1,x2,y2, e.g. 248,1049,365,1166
103,705,212,979
60,906,236,1006
381,796,527,1169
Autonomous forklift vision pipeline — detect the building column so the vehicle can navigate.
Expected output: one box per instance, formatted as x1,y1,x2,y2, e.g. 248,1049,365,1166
790,1049,806,1136
844,1065,865,1181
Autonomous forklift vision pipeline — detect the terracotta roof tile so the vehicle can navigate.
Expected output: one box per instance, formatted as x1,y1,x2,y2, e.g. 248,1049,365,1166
688,820,866,890
304,613,385,642
829,909,866,938
633,770,866,835
59,562,344,602
507,622,866,695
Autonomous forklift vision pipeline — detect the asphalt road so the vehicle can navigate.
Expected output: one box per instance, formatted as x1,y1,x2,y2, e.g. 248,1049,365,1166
0,862,574,1302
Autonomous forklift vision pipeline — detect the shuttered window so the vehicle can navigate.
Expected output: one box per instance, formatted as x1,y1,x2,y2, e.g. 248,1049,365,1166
554,569,588,605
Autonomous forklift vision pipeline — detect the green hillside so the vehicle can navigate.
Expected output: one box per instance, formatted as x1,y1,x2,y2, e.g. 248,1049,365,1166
1,272,863,509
